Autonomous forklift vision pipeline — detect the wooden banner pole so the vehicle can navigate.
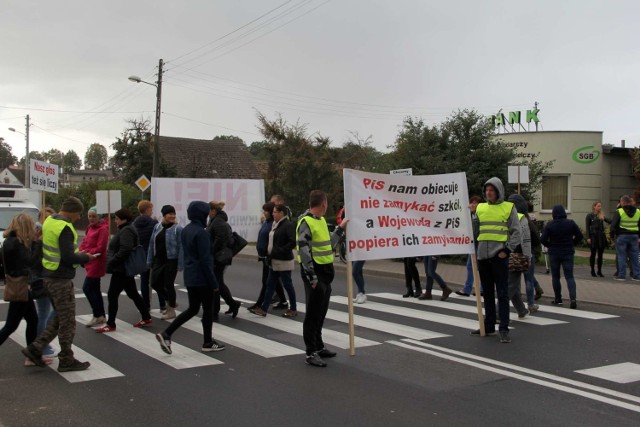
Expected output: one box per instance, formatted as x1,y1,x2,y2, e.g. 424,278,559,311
471,253,485,336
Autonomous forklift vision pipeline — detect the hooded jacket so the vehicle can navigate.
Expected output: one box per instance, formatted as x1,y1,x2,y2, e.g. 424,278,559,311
147,221,184,270
609,204,640,238
79,218,109,278
507,194,532,258
182,201,218,289
540,205,583,256
473,177,522,260
133,214,158,254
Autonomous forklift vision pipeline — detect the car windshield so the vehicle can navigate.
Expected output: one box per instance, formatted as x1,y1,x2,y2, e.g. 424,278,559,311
0,208,40,231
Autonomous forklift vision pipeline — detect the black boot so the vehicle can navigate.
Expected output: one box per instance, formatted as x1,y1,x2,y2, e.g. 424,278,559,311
591,268,597,277
597,270,604,277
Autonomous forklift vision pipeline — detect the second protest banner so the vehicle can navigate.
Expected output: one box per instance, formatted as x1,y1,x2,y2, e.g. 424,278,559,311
343,169,474,261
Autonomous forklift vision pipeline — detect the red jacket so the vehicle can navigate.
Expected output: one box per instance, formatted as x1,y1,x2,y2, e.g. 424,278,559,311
79,218,109,278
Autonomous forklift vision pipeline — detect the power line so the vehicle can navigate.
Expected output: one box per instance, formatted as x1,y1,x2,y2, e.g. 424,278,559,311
0,105,152,115
162,111,262,138
168,0,294,64
169,0,330,73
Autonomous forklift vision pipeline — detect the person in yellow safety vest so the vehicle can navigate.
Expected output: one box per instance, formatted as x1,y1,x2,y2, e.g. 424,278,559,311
22,197,98,372
296,190,347,367
610,194,640,281
471,177,522,344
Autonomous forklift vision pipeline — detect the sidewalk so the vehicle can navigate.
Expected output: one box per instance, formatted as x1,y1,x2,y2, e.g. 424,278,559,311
237,247,640,310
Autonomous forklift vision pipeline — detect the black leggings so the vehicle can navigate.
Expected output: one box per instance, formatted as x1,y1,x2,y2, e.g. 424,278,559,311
0,299,38,347
151,259,178,307
165,286,214,343
589,245,605,272
107,272,151,327
403,258,421,292
213,264,237,314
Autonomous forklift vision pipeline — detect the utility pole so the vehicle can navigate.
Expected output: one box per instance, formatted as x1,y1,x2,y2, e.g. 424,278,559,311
153,59,164,177
25,114,30,187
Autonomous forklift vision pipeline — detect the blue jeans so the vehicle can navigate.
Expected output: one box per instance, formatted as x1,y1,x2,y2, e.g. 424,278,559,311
352,261,366,294
82,276,105,318
423,256,446,291
463,254,484,295
478,255,510,332
262,269,297,312
523,256,536,306
549,253,577,301
34,296,55,356
616,234,640,279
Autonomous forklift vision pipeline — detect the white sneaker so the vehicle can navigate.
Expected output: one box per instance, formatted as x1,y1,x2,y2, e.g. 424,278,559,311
353,292,363,303
85,316,106,327
356,293,367,304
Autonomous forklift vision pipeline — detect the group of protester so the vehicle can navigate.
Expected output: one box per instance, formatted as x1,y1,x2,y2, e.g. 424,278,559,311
3,180,639,370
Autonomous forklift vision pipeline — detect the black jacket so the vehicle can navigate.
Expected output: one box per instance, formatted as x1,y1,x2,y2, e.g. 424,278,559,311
269,218,296,261
586,213,610,248
540,205,583,256
207,210,232,263
182,201,218,289
106,222,138,275
133,215,157,254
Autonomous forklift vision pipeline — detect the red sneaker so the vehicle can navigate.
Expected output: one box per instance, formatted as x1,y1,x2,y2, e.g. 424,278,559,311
133,319,153,328
95,325,116,333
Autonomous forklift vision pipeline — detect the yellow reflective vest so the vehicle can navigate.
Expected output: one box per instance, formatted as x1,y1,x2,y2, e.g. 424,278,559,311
296,215,334,265
476,202,515,242
618,208,640,232
42,216,80,271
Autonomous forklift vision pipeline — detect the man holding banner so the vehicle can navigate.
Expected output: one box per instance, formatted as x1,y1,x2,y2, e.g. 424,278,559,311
472,177,522,343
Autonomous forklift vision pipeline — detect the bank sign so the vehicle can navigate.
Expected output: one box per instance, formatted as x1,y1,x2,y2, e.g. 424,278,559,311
492,108,540,127
572,146,600,164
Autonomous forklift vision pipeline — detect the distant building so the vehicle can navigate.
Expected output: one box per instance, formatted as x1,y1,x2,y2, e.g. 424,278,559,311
62,169,114,187
157,136,261,179
0,168,24,186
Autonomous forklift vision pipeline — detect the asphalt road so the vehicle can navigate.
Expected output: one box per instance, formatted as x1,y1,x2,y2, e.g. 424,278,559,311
1,257,639,426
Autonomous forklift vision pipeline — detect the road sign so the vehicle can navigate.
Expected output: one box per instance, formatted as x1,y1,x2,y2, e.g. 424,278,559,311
135,175,151,192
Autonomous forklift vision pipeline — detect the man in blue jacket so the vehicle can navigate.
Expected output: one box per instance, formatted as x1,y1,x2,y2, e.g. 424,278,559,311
156,201,225,354
540,205,583,309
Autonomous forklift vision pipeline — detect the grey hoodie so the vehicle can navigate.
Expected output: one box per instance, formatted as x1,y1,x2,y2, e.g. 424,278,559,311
473,177,523,260
507,194,532,258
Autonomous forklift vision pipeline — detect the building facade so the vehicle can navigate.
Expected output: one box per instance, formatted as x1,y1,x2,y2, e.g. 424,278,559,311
497,131,636,224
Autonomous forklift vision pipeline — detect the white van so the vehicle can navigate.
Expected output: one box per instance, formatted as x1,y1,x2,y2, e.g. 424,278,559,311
0,187,40,276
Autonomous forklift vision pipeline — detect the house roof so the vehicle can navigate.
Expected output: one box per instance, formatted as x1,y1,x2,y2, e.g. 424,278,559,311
157,136,261,179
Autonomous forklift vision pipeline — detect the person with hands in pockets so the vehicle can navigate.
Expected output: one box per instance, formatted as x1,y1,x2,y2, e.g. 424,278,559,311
296,190,348,367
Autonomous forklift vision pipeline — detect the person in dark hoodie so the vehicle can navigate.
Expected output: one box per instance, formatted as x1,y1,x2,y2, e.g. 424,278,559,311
133,200,164,313
156,201,225,354
540,205,583,309
609,195,640,282
471,177,522,343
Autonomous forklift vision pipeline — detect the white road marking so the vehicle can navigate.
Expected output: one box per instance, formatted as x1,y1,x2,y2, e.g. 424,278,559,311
576,362,640,384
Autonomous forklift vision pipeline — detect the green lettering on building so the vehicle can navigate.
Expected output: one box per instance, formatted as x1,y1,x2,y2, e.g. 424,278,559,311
572,146,600,164
494,113,505,126
508,111,521,124
526,108,540,123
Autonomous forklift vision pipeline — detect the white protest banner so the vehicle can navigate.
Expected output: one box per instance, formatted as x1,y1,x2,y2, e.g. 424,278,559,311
30,159,59,193
151,178,265,242
343,169,473,261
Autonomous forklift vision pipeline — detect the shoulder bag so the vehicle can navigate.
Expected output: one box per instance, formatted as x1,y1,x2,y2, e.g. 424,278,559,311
4,274,29,302
124,245,148,277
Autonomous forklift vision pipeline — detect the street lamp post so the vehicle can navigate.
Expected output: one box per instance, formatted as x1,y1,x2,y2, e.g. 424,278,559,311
8,114,30,187
128,58,164,177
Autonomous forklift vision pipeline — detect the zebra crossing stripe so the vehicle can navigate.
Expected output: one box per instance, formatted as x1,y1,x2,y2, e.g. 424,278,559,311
4,320,124,383
76,315,223,369
233,298,381,349
369,292,566,326
329,295,481,330
293,301,450,340
150,310,303,358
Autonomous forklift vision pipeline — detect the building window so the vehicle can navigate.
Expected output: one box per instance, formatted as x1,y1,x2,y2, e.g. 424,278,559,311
541,175,569,210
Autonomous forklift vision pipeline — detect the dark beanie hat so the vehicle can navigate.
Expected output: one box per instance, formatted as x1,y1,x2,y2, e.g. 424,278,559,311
161,205,176,216
61,197,84,213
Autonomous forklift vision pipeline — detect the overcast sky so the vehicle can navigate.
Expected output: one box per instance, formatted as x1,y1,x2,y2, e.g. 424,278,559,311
1,0,639,165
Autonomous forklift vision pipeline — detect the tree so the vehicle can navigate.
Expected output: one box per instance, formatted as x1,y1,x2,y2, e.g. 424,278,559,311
0,138,17,169
256,112,342,216
110,118,174,183
213,135,243,142
43,149,64,166
388,110,553,202
338,131,390,173
62,150,82,173
18,151,45,167
84,143,108,170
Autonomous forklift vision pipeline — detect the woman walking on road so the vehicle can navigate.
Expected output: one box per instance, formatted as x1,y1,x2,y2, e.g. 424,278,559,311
402,257,421,298
96,208,152,332
80,207,109,327
586,200,610,277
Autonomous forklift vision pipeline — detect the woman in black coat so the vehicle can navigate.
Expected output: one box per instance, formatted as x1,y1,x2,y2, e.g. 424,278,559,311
585,200,610,277
207,200,240,319
96,208,152,332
